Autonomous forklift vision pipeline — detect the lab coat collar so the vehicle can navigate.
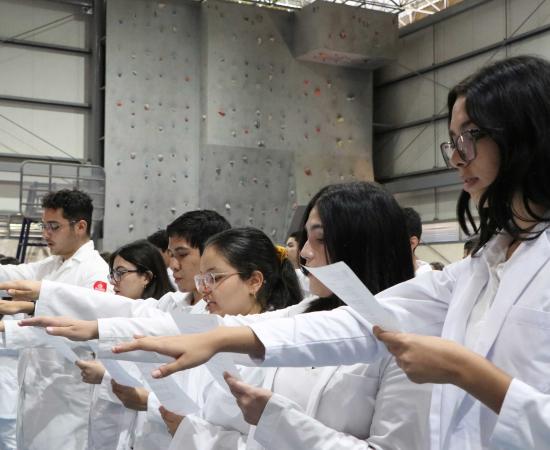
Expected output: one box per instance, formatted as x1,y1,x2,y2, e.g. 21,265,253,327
69,240,95,262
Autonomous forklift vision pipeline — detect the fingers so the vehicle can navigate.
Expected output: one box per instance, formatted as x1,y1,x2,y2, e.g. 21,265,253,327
19,316,72,328
151,360,183,379
6,289,35,302
75,360,87,369
112,337,152,354
224,372,247,398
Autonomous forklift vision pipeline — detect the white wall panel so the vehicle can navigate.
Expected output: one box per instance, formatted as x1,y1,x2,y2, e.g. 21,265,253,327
0,103,86,159
0,0,88,49
394,188,437,221
434,49,507,113
506,0,550,36
509,33,550,59
375,26,434,84
434,0,505,63
0,47,87,103
375,123,436,178
435,185,462,221
374,76,434,125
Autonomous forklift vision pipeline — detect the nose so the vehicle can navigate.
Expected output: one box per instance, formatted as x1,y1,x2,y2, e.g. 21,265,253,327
169,256,180,271
300,240,314,261
450,148,466,168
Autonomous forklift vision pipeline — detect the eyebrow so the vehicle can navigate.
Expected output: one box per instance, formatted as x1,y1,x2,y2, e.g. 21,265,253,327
449,120,475,137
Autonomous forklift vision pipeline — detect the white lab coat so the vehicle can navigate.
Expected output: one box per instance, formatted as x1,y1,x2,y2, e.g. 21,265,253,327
0,314,22,450
248,229,550,450
167,294,430,450
0,241,110,450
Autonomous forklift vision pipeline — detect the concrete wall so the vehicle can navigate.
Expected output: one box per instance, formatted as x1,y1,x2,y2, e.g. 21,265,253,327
103,0,383,250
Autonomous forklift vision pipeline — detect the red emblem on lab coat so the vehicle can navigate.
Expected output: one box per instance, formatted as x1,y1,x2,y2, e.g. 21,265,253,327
93,281,107,292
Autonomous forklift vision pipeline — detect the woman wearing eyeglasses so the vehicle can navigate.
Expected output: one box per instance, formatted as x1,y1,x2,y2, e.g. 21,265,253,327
78,239,174,450
103,56,550,450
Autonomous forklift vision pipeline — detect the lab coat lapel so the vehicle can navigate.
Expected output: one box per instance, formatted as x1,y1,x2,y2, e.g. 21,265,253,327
304,366,340,416
474,234,550,358
448,232,550,444
440,256,487,344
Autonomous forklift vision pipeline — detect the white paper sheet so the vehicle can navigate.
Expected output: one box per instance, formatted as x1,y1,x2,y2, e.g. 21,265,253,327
44,333,79,363
137,364,198,416
306,262,402,331
101,359,143,388
170,310,240,391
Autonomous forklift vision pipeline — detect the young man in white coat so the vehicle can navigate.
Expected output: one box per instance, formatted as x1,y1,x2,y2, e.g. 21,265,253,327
0,189,110,450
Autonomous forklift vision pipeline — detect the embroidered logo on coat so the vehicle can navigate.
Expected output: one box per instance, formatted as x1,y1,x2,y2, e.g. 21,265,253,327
93,281,107,292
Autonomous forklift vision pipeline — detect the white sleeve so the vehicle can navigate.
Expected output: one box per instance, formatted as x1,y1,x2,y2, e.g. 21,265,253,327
490,378,550,450
0,258,54,282
35,280,164,319
97,316,179,362
168,415,247,450
249,266,458,367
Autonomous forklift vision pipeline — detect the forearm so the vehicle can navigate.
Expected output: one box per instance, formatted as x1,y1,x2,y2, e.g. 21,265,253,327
210,326,265,359
454,351,512,414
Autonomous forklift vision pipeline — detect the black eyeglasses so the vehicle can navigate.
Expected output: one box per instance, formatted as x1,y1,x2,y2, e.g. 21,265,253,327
440,128,487,168
108,268,140,283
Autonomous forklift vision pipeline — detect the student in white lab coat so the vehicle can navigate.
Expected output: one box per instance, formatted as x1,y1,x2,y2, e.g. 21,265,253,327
145,226,304,449
0,189,110,450
26,183,432,449
77,239,175,450
100,56,550,450
170,181,432,450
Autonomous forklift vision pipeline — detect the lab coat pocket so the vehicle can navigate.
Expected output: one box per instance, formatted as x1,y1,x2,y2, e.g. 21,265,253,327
494,305,550,392
317,371,378,438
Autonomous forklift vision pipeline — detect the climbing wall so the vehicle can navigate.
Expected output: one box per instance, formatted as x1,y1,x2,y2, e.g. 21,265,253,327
104,0,394,250
104,0,201,249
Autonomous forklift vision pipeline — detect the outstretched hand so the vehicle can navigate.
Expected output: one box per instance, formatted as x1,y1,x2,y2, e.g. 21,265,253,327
224,372,272,425
19,316,99,341
0,280,41,302
0,300,35,315
111,333,220,379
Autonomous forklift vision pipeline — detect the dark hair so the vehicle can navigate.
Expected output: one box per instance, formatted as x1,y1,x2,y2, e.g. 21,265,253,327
402,207,422,240
430,261,445,271
299,182,415,313
109,239,174,299
449,56,550,254
463,235,479,256
0,256,20,265
204,227,302,312
166,210,231,252
41,189,93,236
287,231,300,241
147,230,169,252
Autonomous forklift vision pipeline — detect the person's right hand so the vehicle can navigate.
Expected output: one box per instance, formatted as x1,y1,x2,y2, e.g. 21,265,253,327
76,360,106,384
0,300,35,315
112,332,219,378
0,280,41,301
18,316,99,341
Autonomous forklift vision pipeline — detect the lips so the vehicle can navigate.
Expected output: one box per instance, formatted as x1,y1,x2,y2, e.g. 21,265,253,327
462,177,479,190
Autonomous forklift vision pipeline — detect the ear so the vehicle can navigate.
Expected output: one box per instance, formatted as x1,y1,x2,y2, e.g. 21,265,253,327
246,270,264,295
409,236,419,252
75,219,88,235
